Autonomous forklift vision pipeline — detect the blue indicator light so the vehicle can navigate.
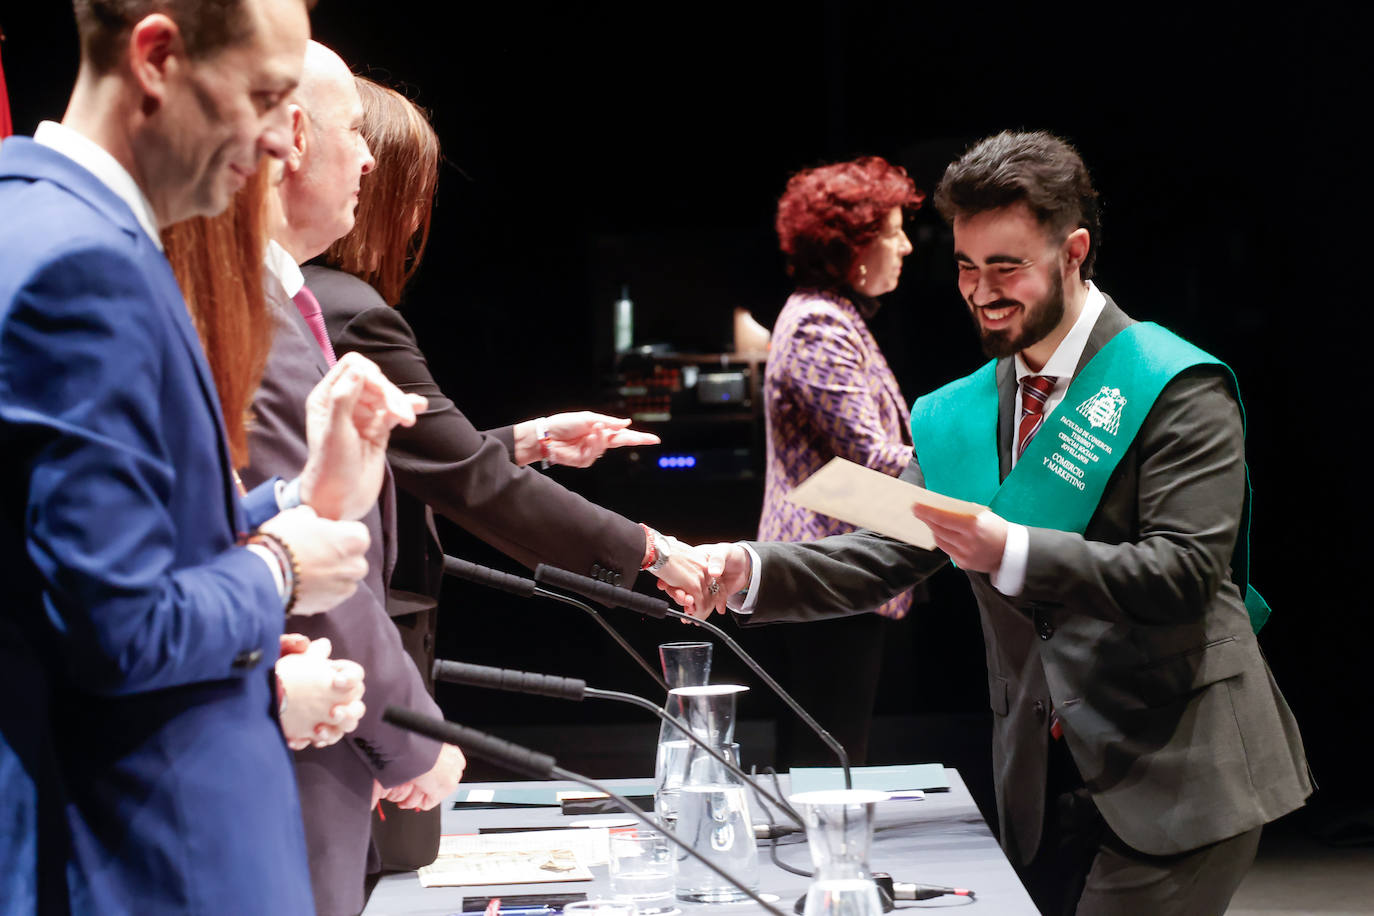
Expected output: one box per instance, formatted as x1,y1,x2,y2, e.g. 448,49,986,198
657,455,698,469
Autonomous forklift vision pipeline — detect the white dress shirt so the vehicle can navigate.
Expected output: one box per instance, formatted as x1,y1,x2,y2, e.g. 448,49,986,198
34,121,163,250
987,282,1105,595
735,282,1108,610
264,238,306,298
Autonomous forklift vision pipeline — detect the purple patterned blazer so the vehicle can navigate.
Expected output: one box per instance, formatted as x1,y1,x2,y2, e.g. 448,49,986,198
759,290,915,618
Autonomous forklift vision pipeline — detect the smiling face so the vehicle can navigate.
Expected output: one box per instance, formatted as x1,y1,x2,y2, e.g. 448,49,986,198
155,0,309,224
849,207,913,297
953,202,1078,360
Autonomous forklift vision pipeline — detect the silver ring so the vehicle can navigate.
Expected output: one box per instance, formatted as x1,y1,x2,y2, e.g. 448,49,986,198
707,578,720,595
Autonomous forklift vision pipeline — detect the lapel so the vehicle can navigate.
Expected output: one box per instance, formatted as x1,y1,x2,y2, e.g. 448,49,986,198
2,139,245,532
0,138,143,239
994,295,1135,483
274,277,399,582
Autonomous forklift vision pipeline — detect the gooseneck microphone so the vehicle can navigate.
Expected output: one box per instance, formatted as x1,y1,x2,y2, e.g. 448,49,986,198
533,563,853,789
534,563,673,618
442,556,667,693
432,659,802,826
382,706,788,916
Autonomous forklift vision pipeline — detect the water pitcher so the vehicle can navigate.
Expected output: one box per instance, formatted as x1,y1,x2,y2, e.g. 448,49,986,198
669,685,758,902
789,789,888,916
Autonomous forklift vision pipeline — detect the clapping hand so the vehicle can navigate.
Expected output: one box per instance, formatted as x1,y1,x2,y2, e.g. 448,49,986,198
257,505,371,616
276,636,366,750
300,352,428,520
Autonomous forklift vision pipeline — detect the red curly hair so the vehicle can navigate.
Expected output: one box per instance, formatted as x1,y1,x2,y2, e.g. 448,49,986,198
775,156,924,291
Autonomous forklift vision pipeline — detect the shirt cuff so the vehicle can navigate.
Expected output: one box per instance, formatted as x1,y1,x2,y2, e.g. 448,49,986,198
275,476,303,511
989,519,1029,597
727,543,764,614
246,543,288,601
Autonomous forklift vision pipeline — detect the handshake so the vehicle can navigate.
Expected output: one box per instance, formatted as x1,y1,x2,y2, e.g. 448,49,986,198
644,534,753,621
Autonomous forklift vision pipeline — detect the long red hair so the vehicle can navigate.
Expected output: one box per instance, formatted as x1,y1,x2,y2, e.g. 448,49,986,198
163,167,273,468
323,77,440,306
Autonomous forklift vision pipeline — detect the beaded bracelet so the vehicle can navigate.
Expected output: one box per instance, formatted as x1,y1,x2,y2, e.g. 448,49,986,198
247,531,300,616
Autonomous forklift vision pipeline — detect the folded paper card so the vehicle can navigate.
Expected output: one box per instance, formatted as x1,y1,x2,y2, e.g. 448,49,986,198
786,458,986,549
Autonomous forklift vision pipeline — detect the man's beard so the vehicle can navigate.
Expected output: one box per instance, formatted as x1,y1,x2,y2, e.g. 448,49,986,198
971,269,1066,359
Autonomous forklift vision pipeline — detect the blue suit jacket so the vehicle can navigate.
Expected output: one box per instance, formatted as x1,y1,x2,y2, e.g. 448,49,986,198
0,137,314,914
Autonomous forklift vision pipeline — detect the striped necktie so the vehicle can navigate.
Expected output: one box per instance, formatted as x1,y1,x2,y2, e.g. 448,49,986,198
1016,375,1058,460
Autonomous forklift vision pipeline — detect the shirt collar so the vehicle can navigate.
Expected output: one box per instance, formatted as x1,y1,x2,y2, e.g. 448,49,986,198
1014,281,1106,384
33,120,164,251
264,239,306,298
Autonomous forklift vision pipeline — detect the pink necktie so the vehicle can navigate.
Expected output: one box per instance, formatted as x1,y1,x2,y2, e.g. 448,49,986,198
1016,375,1058,460
291,285,336,366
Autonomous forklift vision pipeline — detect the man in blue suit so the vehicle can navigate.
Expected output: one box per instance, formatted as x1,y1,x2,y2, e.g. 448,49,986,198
0,0,426,912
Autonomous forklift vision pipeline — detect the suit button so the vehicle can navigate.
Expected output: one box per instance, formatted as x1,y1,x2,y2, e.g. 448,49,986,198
1032,700,1046,720
1037,618,1054,640
612,572,622,586
591,563,603,578
232,648,264,669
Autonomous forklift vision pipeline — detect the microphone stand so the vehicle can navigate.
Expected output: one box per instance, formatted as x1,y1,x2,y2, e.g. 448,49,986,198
535,588,668,693
534,564,852,789
382,706,788,916
662,610,851,790
443,555,667,693
432,659,802,826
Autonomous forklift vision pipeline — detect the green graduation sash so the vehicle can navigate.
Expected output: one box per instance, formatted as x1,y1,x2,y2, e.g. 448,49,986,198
910,322,1269,633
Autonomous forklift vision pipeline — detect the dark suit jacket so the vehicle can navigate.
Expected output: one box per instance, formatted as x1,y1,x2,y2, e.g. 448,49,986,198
0,137,313,914
305,266,646,588
744,298,1311,864
305,265,648,871
241,276,442,916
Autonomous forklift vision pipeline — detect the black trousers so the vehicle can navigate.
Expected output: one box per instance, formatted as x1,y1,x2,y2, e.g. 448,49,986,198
1019,734,1261,916
775,612,887,767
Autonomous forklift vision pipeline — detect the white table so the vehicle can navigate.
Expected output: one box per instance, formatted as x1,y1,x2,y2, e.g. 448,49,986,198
363,769,1037,915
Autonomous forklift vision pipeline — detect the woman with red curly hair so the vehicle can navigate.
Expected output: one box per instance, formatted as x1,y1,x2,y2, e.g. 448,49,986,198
761,156,925,765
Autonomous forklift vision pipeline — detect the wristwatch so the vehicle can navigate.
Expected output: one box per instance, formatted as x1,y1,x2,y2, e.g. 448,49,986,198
647,527,674,574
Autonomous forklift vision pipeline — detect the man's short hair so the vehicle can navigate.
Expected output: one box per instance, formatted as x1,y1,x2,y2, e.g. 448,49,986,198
72,0,312,72
934,130,1101,280
73,0,250,71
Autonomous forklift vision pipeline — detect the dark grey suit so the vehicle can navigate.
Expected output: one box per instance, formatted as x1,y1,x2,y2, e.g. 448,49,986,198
743,299,1310,890
241,279,443,916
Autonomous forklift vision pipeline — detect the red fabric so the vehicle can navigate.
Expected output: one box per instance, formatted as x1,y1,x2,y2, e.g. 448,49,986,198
1016,375,1058,460
0,39,13,139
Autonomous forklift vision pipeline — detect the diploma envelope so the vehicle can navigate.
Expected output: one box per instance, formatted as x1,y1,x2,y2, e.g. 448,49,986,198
785,457,986,549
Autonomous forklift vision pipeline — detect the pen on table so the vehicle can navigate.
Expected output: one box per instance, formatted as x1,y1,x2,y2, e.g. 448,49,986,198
454,907,560,916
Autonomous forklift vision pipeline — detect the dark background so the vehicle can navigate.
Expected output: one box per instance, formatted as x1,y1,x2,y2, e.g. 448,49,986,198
3,2,1364,828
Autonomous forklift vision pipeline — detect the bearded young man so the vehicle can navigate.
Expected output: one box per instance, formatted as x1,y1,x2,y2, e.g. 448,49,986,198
682,131,1311,915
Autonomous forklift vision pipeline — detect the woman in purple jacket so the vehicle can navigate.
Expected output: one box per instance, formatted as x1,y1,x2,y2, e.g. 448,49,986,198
761,156,925,764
